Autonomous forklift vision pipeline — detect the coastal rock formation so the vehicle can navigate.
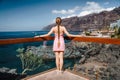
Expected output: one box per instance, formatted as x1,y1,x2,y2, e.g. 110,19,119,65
0,67,26,80
74,43,120,80
43,7,120,31
23,41,120,80
25,41,100,60
25,42,86,60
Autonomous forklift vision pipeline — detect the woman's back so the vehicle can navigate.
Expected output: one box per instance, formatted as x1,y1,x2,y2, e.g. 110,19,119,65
53,26,64,36
53,26,65,51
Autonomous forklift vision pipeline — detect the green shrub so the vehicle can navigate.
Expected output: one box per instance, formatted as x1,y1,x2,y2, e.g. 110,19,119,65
16,48,43,74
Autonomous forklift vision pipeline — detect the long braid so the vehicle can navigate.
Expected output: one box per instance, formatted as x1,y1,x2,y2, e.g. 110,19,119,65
58,24,60,40
58,24,60,48
56,17,61,48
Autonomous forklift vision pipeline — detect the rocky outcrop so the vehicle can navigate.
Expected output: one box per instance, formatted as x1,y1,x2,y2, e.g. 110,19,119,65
25,41,102,60
74,44,120,80
24,41,120,80
0,67,26,80
43,7,120,31
25,42,87,60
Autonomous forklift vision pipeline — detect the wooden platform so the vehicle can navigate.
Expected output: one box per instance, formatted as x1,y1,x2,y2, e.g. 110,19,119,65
22,68,89,80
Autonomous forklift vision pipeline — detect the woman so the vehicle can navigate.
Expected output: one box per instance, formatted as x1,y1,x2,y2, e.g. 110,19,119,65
35,17,80,72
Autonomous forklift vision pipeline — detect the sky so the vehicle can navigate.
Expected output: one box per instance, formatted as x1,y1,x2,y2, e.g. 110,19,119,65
0,0,120,31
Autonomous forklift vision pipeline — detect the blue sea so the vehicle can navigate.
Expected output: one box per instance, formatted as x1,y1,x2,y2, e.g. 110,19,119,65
0,31,80,75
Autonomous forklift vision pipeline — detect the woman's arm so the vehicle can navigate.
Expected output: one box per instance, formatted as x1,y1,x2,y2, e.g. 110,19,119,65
35,27,54,37
63,27,81,37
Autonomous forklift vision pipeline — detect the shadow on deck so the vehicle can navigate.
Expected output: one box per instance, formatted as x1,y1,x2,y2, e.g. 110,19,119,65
22,68,89,80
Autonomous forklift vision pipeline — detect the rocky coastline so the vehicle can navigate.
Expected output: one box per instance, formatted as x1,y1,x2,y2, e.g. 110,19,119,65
26,41,120,80
1,41,119,80
73,43,120,80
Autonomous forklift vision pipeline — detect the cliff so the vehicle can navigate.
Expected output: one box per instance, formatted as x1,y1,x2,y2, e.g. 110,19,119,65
43,7,120,31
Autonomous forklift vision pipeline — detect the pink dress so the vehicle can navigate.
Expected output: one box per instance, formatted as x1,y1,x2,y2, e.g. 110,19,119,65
53,32,65,52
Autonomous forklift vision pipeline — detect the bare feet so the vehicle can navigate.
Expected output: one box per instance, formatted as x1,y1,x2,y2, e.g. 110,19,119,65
56,69,64,74
59,70,64,74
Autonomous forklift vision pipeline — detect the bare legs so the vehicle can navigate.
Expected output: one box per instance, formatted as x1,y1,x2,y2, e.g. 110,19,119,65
55,51,64,71
55,52,60,70
59,52,63,71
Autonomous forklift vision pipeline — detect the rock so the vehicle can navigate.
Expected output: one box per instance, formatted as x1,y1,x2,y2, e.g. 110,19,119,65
79,67,86,72
99,67,106,72
24,41,120,80
0,67,26,80
0,72,26,80
8,69,17,74
88,70,94,75
76,43,120,80
25,42,89,60
0,67,9,72
79,55,86,64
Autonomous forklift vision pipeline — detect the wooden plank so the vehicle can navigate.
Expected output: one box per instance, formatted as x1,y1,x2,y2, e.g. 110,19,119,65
0,36,120,45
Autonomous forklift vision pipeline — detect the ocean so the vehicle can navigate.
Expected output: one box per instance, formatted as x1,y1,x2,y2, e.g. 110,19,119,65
0,31,80,75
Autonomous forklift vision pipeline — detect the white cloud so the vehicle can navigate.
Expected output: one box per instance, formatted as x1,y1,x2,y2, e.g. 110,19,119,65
82,2,102,13
78,11,91,17
61,14,77,19
52,1,115,19
78,1,115,17
52,6,79,14
103,7,115,11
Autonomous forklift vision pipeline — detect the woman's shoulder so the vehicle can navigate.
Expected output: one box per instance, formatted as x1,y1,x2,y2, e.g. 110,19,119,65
61,26,66,30
61,26,65,28
53,25,58,28
52,26,56,29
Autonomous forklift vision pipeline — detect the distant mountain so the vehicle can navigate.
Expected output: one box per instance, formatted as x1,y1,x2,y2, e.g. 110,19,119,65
43,7,120,31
